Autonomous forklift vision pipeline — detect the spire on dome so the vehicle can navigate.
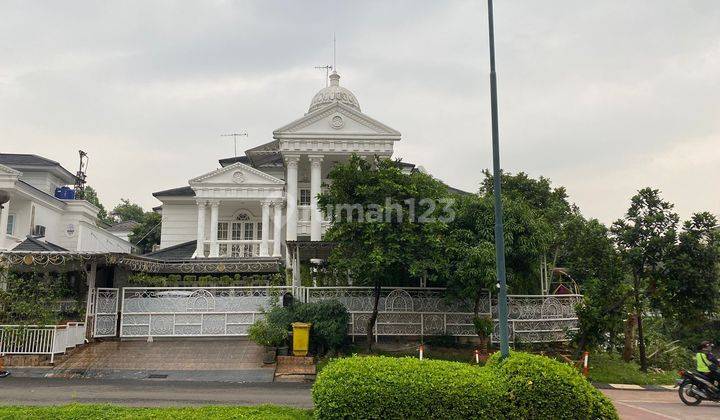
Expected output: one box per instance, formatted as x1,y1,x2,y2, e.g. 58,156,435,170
329,70,340,86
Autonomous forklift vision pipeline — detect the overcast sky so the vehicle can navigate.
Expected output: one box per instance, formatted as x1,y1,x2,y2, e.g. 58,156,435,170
1,1,718,224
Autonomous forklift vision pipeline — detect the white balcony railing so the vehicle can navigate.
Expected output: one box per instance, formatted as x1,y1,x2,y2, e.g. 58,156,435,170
203,240,274,258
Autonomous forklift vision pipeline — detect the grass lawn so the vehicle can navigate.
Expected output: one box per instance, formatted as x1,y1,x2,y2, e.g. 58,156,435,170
586,352,679,385
0,404,313,420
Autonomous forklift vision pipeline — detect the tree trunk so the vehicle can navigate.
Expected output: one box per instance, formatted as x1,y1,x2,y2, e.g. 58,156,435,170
365,282,381,352
622,314,637,362
473,290,482,318
636,306,648,372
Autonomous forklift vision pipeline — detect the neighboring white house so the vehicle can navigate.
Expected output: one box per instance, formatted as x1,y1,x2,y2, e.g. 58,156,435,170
0,154,133,253
152,71,406,278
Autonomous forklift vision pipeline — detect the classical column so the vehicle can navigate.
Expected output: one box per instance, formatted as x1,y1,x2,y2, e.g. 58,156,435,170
194,201,206,258
285,155,300,241
0,200,9,250
209,201,220,257
309,154,323,241
260,201,271,257
272,201,283,257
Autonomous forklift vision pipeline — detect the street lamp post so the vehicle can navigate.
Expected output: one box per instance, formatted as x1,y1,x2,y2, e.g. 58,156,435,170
486,0,510,358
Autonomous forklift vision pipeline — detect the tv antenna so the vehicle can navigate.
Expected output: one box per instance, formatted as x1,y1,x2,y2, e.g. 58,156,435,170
314,65,332,87
221,132,248,157
74,150,88,199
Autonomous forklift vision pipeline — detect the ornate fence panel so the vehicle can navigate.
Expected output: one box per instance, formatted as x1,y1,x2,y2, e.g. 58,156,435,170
301,286,581,343
94,288,119,337
119,286,291,337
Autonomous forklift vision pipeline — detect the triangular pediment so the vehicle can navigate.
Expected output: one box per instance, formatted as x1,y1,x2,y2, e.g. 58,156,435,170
0,163,22,176
189,162,284,186
273,102,401,138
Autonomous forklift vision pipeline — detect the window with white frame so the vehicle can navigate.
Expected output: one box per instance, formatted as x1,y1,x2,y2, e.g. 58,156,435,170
299,189,311,205
6,214,14,235
217,222,229,256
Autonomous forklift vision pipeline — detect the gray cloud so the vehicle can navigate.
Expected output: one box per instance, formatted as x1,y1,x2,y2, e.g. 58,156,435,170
1,0,718,224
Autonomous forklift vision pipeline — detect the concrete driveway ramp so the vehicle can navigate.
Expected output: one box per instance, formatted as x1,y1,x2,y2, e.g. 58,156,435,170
49,339,275,383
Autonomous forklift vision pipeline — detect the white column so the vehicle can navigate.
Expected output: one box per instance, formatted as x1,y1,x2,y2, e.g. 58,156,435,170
260,201,270,257
272,201,283,257
194,201,206,258
285,155,300,241
0,200,9,250
209,201,219,257
309,154,323,241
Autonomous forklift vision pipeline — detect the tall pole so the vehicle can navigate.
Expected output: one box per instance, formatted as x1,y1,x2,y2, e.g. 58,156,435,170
487,0,510,358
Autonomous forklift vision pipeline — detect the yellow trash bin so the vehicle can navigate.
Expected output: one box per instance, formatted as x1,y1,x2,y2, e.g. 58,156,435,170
292,322,312,356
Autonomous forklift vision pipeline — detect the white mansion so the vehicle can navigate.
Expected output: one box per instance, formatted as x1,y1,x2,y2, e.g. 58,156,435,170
151,71,405,272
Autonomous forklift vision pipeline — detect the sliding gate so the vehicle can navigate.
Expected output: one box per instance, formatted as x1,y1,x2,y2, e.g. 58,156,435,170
119,286,290,338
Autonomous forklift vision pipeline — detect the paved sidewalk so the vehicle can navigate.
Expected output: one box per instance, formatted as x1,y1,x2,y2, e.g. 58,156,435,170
0,377,313,408
601,388,720,419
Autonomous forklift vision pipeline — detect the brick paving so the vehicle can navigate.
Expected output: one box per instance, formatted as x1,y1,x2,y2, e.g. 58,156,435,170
54,339,265,371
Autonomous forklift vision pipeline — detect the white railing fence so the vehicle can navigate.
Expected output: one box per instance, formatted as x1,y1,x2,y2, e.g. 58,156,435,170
0,322,86,364
120,286,291,337
297,286,581,343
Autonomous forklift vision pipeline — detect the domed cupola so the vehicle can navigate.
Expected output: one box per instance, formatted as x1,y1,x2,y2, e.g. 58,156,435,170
308,70,361,113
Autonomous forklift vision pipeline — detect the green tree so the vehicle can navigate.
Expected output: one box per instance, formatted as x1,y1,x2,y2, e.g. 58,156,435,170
129,211,162,254
661,212,720,332
318,155,450,350
611,187,678,371
83,186,112,225
111,199,145,223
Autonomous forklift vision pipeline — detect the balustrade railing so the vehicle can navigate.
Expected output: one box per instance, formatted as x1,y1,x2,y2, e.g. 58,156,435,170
0,322,86,364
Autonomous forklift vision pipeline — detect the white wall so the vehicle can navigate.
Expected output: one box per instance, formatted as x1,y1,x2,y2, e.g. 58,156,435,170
159,203,197,248
76,221,132,253
19,171,68,196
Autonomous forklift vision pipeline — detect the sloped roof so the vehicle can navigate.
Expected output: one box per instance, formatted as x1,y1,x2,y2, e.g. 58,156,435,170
219,155,251,167
107,220,140,232
153,186,195,198
0,153,76,181
142,240,197,260
13,236,68,252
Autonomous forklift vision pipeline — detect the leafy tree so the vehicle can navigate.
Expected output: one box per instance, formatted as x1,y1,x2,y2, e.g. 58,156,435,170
611,188,678,371
318,155,450,349
83,186,112,225
660,212,720,334
111,199,145,223
130,211,162,254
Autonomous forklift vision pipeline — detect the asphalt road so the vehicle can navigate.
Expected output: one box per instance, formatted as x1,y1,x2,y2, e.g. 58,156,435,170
0,377,314,408
602,388,720,419
3,377,720,419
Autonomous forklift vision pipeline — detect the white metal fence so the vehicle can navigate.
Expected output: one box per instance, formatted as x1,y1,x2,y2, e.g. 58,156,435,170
0,322,86,364
299,286,582,343
119,286,291,337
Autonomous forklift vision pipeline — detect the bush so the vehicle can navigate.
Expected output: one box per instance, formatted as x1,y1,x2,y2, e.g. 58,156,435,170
262,301,349,354
486,351,618,419
312,356,508,419
248,319,288,347
313,353,619,420
292,300,349,353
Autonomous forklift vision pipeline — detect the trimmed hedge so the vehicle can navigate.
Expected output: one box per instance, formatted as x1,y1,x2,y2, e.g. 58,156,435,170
312,356,508,419
486,351,618,420
313,353,619,420
265,301,349,354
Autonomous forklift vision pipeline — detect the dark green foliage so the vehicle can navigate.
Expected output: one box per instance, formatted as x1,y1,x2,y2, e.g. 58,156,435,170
83,186,112,225
313,354,618,420
0,271,82,324
247,319,288,347
111,199,146,223
485,352,618,420
130,211,162,254
264,301,349,354
312,356,509,420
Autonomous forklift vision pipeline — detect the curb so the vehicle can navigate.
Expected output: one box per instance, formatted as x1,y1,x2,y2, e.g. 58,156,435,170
593,382,676,392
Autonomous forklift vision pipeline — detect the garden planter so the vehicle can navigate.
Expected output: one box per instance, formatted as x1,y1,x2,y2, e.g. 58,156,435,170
263,346,277,364
277,345,289,356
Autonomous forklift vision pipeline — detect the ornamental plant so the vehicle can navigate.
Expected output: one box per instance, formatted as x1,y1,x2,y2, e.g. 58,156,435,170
247,319,288,348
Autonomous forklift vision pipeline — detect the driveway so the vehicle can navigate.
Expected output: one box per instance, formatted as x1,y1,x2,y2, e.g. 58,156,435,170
0,377,313,408
602,389,720,419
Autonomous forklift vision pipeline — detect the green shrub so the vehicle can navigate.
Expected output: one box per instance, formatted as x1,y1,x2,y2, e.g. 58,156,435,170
313,353,619,420
248,319,288,347
292,300,349,353
312,356,508,419
486,351,618,419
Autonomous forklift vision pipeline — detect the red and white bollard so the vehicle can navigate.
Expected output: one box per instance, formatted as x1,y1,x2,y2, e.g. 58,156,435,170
419,344,424,360
474,349,480,364
582,351,590,377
